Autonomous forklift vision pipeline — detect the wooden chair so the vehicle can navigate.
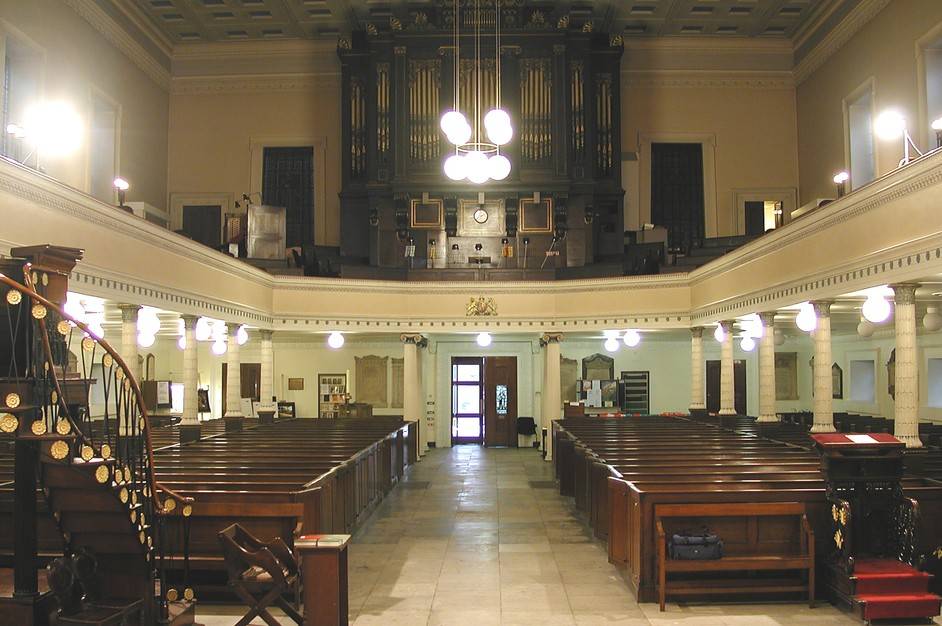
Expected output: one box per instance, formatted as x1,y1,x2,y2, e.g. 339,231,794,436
218,523,303,626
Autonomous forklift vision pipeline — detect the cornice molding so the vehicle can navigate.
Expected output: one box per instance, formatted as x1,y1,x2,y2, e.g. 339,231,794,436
62,0,171,91
793,0,891,85
171,73,340,96
622,70,794,90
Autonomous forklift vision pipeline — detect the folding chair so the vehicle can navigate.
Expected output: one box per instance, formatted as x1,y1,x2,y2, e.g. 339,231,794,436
218,524,303,626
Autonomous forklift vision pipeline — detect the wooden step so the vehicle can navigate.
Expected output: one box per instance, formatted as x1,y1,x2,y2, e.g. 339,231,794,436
70,531,145,555
60,511,138,534
49,489,124,513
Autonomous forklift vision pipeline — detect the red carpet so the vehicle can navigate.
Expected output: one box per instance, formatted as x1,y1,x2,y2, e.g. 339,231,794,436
853,559,941,621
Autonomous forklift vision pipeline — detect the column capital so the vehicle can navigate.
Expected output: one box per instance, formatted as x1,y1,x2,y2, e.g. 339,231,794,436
258,329,274,340
718,320,735,333
228,322,243,336
180,314,200,330
540,332,563,347
400,333,426,347
690,326,703,339
891,283,919,305
758,311,777,325
811,300,834,317
118,304,141,322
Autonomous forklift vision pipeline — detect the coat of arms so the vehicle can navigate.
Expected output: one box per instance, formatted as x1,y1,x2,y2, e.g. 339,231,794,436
466,297,497,317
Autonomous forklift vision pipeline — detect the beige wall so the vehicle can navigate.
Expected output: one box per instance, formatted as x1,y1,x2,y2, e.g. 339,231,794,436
167,81,342,245
0,0,169,208
622,82,799,238
797,0,942,204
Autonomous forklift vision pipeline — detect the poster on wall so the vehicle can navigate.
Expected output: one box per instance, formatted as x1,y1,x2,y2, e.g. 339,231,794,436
288,377,304,391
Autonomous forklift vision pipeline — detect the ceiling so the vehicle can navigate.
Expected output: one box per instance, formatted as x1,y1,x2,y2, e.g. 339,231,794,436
125,0,844,44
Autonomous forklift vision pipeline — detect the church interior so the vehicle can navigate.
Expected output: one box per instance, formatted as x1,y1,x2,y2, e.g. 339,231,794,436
3,0,942,624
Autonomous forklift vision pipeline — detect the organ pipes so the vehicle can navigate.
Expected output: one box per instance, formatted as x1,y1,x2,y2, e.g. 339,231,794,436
376,63,390,160
596,73,613,175
350,77,366,177
409,60,441,163
570,62,585,164
520,58,552,163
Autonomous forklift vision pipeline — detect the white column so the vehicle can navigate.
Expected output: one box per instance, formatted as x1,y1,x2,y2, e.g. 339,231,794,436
179,315,201,442
718,321,736,415
542,333,562,461
810,301,835,433
416,339,427,455
757,312,778,423
892,284,922,448
689,327,705,412
259,329,274,403
224,323,243,418
118,304,141,383
401,335,422,438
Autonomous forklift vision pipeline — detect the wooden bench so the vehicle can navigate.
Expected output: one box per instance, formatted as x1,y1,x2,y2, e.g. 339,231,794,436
655,501,814,611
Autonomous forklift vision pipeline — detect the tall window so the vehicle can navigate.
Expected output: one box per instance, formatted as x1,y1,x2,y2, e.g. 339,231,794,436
850,359,875,403
651,143,704,252
846,85,875,190
88,92,120,202
0,34,42,161
261,147,314,248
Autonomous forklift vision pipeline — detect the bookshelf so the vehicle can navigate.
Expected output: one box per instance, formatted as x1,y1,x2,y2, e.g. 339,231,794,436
621,371,650,414
318,373,347,419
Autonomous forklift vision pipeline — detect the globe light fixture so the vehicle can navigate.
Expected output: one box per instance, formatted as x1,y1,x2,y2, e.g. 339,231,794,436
488,154,511,181
623,329,641,348
211,338,227,356
740,336,756,352
857,318,875,338
444,154,467,181
795,302,817,333
195,317,212,342
236,325,249,346
465,151,490,184
833,171,849,198
137,308,161,337
924,306,942,332
741,313,763,339
714,324,725,343
476,332,492,348
604,337,619,353
327,332,345,349
23,101,84,158
861,293,891,323
137,332,155,348
874,109,923,166
177,335,186,351
484,109,513,145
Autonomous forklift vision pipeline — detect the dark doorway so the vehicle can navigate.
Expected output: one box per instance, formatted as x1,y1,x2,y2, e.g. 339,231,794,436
262,146,314,248
484,356,517,447
651,143,704,252
182,205,221,248
745,201,766,236
222,362,261,415
451,357,483,444
705,359,747,415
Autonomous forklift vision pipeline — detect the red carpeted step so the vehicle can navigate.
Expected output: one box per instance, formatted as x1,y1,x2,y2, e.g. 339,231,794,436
857,593,942,621
853,558,932,595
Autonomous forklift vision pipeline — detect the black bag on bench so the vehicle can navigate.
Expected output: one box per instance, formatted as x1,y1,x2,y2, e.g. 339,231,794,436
669,527,723,560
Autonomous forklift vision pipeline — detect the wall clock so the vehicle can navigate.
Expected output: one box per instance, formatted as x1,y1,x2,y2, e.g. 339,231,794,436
473,208,489,224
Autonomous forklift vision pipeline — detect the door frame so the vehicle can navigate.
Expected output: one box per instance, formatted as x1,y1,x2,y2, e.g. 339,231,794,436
705,359,747,415
222,362,261,416
450,356,484,445
484,356,518,448
640,132,717,237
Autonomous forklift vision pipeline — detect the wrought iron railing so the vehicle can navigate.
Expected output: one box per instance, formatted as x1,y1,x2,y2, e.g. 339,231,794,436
827,492,854,574
0,265,193,619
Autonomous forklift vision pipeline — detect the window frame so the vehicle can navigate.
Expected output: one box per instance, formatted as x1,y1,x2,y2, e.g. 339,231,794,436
842,77,877,191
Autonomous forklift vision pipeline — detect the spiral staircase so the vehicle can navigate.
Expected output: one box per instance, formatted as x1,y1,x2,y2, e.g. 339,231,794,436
0,246,196,626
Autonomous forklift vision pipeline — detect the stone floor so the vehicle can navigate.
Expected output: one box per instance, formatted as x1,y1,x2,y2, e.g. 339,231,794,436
200,445,942,625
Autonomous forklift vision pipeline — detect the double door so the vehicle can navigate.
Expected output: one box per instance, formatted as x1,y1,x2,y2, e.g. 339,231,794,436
705,359,747,415
451,356,517,446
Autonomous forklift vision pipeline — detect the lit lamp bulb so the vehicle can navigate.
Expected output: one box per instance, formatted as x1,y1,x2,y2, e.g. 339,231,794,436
212,339,227,356
933,118,942,149
484,109,513,145
327,332,345,349
465,151,490,184
441,110,471,144
604,337,619,352
488,154,511,181
740,336,756,352
476,332,492,348
24,101,84,157
236,325,249,346
177,335,186,350
444,154,467,181
874,109,906,141
137,332,155,348
862,293,891,323
622,329,641,348
795,302,817,333
195,317,212,341
857,318,875,338
713,324,725,343
833,171,849,198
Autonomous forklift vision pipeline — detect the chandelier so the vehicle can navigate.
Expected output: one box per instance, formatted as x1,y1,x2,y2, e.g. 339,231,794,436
441,0,513,183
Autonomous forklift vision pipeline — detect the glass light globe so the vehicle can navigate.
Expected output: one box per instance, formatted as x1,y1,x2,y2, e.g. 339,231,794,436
484,109,513,145
446,120,472,146
476,332,492,347
862,294,891,323
604,337,619,353
488,154,511,180
327,332,345,349
740,336,756,352
742,313,763,339
177,335,186,350
444,154,467,181
874,110,906,141
137,332,155,349
857,319,875,338
137,308,161,336
795,303,817,333
236,325,249,346
24,101,84,156
212,339,227,356
924,306,942,332
465,151,490,184
195,318,212,342
87,321,104,340
440,110,468,136
484,109,511,132
833,172,849,184
64,297,86,323
623,329,641,347
714,325,725,343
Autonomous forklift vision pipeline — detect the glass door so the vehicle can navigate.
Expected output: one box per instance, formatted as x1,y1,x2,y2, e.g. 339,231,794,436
451,357,484,444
